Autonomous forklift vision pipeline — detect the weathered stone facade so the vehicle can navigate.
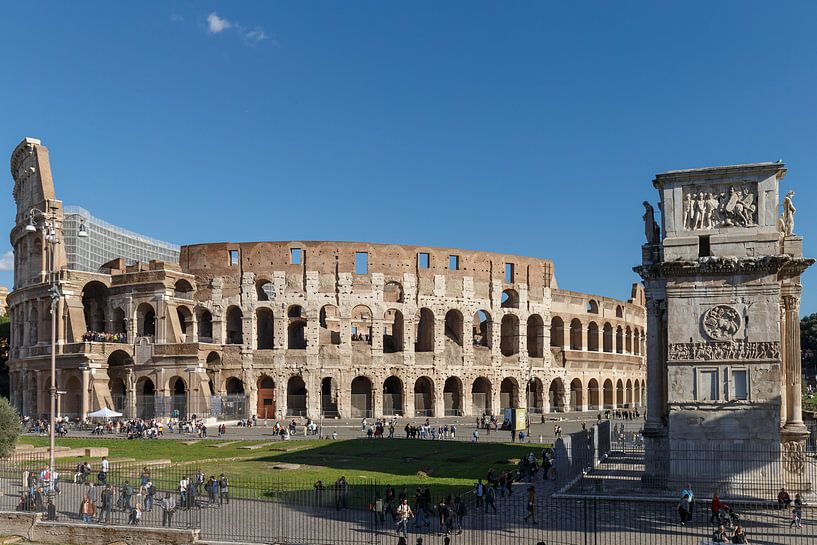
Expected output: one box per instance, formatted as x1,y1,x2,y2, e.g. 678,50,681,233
7,137,645,421
636,162,813,491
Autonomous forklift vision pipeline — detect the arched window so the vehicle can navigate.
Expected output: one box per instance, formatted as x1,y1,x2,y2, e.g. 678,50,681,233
500,314,519,356
174,279,194,299
501,289,519,309
136,303,156,337
603,323,613,352
569,319,583,350
473,311,492,348
198,309,213,342
256,308,274,349
383,309,404,353
444,310,464,346
383,281,403,303
526,314,544,357
351,305,373,345
587,322,599,352
319,305,341,345
288,305,307,349
82,281,109,333
550,317,564,347
415,308,435,352
226,306,243,345
587,300,599,314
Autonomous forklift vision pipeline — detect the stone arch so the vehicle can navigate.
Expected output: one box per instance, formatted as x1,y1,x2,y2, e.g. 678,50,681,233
383,309,404,353
225,376,245,394
550,316,564,347
351,305,373,344
443,377,464,416
603,378,614,409
471,377,492,415
383,376,404,416
603,322,613,353
226,306,243,345
615,326,623,354
444,309,464,346
570,378,583,411
197,309,213,342
616,305,624,318
351,376,373,418
588,378,600,410
107,349,133,367
500,314,520,356
625,379,633,406
634,380,641,407
500,377,519,409
82,281,109,332
136,377,155,419
256,280,275,302
383,281,404,303
501,289,519,309
177,305,193,340
136,302,156,337
633,328,640,355
29,306,38,346
616,378,624,406
321,377,339,416
287,376,307,416
569,318,583,350
549,378,566,412
111,307,126,335
526,314,544,357
527,377,544,413
587,300,599,314
62,375,82,418
107,376,126,413
256,307,274,349
174,279,194,299
206,351,221,366
169,376,187,418
625,326,632,353
588,321,599,351
319,304,341,345
414,376,434,417
641,379,646,405
473,310,492,348
287,305,307,349
415,308,435,352
257,375,276,419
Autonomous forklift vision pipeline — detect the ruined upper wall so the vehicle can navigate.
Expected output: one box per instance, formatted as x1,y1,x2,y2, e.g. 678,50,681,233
181,241,556,302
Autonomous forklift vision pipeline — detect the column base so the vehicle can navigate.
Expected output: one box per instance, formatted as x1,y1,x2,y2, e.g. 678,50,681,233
781,422,810,444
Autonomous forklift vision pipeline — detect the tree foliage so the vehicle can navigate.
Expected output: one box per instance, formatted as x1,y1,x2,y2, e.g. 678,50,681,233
0,396,20,458
802,313,817,352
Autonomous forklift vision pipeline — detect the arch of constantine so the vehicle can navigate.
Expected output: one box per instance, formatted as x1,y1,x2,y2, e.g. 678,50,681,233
7,137,645,421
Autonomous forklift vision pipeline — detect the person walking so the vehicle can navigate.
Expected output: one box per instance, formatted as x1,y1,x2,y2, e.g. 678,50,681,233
791,493,803,529
710,493,721,524
161,493,176,527
485,484,497,514
396,498,413,538
474,479,484,508
677,493,691,526
99,484,113,524
219,473,229,505
523,486,537,524
80,495,95,524
680,483,695,517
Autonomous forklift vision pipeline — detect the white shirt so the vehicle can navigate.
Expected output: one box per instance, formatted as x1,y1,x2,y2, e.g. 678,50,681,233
102,459,109,473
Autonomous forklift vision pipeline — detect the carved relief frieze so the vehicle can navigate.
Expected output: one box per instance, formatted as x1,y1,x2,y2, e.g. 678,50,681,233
682,184,757,230
701,305,741,341
668,340,780,361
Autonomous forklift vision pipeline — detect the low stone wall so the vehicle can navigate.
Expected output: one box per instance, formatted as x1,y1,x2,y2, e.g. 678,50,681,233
0,511,199,545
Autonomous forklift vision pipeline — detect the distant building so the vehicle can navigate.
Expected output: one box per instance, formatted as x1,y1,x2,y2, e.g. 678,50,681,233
0,286,8,315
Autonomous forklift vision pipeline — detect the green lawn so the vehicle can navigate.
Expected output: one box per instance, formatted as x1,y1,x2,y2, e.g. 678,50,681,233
18,437,549,499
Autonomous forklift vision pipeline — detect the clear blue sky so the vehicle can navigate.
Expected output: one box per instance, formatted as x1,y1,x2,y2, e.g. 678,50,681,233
2,2,816,313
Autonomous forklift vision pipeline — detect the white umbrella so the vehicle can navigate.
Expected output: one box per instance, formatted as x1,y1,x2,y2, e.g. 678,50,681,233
87,407,123,418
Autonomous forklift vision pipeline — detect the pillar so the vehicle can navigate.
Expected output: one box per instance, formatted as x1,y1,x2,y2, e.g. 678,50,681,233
781,293,808,440
80,367,90,421
644,300,665,430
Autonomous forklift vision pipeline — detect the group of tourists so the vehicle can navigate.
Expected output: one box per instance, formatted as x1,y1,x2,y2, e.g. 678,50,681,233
82,330,127,343
358,418,458,441
177,470,230,510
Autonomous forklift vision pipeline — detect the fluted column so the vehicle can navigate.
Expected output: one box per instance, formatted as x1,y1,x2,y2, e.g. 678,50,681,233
782,294,808,440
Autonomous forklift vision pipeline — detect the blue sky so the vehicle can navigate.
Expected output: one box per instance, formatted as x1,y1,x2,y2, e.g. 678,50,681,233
1,2,816,313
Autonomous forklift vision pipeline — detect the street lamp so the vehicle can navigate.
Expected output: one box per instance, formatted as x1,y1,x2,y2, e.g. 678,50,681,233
24,206,86,498
184,366,197,422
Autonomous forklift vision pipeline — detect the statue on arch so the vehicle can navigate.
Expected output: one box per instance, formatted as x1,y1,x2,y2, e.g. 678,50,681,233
780,190,796,236
642,202,660,244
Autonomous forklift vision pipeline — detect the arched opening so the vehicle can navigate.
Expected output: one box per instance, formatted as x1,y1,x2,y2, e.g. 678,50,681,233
641,380,646,406
625,326,632,353
443,377,463,416
319,305,341,345
111,308,126,335
29,307,38,345
634,380,641,407
197,309,213,342
549,378,566,412
603,323,613,353
588,322,599,352
351,305,373,344
287,305,307,349
136,303,156,337
174,279,194,299
615,326,623,354
383,309,404,353
616,305,624,318
501,289,519,309
206,351,221,366
633,328,640,355
256,308,274,349
500,377,520,410
321,377,339,416
62,376,82,418
136,377,155,419
625,379,633,406
107,349,133,367
225,377,245,394
587,300,599,314
569,319,583,350
108,377,126,413
170,377,187,418
444,309,464,346
570,378,583,411
414,377,434,417
527,377,544,413
415,308,435,352
256,280,275,302
82,281,109,333
471,377,492,415
472,310,492,348
226,306,243,345
603,379,614,409
257,376,276,419
286,376,307,416
382,376,404,416
588,378,600,410
550,316,564,347
500,314,520,356
383,281,403,303
527,314,544,357
177,306,193,341
616,379,624,407
350,376,373,418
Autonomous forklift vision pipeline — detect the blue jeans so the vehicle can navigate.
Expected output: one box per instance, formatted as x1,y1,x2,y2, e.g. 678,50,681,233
397,519,409,537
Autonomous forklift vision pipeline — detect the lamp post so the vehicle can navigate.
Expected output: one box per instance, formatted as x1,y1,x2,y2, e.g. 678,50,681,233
23,206,87,497
184,366,196,422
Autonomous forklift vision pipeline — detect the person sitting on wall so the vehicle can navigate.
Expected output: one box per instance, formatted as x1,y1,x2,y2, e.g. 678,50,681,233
778,487,792,509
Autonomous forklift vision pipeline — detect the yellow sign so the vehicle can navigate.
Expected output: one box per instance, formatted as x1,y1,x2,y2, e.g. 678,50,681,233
514,408,527,431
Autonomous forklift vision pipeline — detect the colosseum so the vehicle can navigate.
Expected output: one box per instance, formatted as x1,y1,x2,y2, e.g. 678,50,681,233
7,137,646,421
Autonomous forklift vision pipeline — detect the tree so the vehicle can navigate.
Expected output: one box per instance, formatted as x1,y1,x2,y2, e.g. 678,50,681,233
0,396,20,458
802,313,817,377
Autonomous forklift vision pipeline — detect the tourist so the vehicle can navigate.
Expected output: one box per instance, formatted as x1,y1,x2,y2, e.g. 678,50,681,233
485,483,497,514
710,493,721,523
206,475,218,504
396,498,413,538
128,504,141,525
144,481,155,512
523,486,537,524
120,480,134,510
791,493,803,528
677,493,690,526
161,493,176,527
335,476,349,510
777,487,791,509
680,483,695,516
731,525,749,543
99,484,113,524
179,475,189,509
80,495,95,523
712,525,729,543
474,479,484,508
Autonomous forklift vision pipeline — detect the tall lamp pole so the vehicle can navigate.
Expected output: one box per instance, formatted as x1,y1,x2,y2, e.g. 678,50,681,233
24,206,86,497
